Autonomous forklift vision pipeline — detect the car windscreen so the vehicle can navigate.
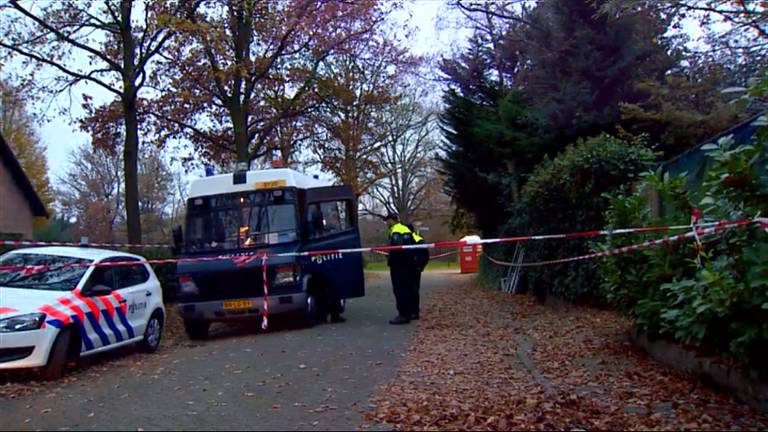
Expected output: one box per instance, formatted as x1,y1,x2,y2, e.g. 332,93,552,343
0,253,91,291
186,191,299,252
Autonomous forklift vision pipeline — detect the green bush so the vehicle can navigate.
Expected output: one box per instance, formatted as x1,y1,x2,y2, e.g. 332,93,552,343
137,247,178,304
505,134,655,302
32,217,74,243
599,133,768,370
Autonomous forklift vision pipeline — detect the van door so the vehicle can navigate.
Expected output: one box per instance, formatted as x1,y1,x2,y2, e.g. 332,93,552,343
303,198,365,299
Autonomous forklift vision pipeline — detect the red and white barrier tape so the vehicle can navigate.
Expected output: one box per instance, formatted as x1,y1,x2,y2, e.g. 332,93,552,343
0,239,170,249
483,219,755,268
371,249,457,260
0,220,727,254
261,254,269,330
0,219,760,274
2,217,765,330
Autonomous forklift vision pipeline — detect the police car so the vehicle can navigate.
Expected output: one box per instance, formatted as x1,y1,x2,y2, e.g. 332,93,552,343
0,247,165,379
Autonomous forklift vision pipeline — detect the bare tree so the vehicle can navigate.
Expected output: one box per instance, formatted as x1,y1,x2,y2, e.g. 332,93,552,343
364,95,439,223
57,143,179,244
0,0,201,244
138,145,174,243
57,145,124,243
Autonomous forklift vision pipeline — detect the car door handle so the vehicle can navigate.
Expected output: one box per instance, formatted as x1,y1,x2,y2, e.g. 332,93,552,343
119,299,127,304
145,291,152,297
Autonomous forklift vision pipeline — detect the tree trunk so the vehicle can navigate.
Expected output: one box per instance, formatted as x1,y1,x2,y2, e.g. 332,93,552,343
122,96,141,244
232,105,250,163
121,0,142,245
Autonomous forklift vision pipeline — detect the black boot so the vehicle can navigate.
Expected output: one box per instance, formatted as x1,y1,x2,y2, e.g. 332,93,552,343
389,315,410,325
330,313,346,323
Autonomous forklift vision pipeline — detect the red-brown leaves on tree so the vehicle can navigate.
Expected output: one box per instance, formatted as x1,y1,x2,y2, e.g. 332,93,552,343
152,0,397,166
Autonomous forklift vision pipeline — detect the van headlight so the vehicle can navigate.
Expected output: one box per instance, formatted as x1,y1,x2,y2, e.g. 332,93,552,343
273,265,299,286
0,313,46,332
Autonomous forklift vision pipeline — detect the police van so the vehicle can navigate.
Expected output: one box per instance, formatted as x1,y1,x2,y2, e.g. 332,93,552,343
172,166,365,339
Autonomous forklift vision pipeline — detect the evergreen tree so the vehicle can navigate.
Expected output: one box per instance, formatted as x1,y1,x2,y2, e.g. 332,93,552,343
517,0,677,143
439,36,551,236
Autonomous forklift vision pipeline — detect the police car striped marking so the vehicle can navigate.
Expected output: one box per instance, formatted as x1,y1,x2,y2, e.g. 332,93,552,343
39,305,72,325
46,319,65,329
115,308,134,339
101,310,124,343
111,291,128,315
70,315,95,351
84,312,111,347
96,295,116,319
73,289,101,321
58,298,86,325
37,292,129,351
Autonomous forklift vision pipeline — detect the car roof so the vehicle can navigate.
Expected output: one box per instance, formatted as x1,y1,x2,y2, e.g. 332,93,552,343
5,246,146,262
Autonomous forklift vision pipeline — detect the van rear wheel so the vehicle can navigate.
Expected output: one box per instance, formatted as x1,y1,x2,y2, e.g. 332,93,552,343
184,319,210,340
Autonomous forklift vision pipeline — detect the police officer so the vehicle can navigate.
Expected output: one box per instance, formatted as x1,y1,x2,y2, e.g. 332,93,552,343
407,224,428,320
384,213,418,325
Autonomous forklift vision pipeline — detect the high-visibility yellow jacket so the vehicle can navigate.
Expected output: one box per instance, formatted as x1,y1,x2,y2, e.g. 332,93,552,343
388,223,416,268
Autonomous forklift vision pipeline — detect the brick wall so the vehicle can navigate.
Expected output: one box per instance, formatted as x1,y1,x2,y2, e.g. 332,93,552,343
0,162,34,239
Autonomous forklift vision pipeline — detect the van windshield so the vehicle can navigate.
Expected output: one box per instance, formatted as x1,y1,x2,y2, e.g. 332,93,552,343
186,191,298,252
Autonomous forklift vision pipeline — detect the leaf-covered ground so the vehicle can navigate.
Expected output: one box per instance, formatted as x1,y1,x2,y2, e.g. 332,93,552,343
364,280,768,430
0,304,189,400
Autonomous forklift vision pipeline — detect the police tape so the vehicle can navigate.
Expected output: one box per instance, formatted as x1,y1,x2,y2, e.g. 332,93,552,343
371,249,458,259
0,239,171,249
0,220,730,253
261,255,269,330
2,217,765,331
0,219,760,273
483,219,756,268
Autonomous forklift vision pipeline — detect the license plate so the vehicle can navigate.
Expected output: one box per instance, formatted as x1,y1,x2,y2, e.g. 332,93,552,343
223,300,253,310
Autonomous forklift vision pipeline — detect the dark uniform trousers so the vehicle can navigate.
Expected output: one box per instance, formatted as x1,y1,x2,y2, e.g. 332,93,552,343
390,265,418,318
413,270,421,316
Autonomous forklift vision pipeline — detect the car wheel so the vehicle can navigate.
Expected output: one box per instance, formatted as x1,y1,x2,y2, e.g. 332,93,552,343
41,329,71,381
184,319,210,340
339,298,346,313
139,310,164,353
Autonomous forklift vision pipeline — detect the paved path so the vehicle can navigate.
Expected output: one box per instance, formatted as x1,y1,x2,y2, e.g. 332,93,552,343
0,271,464,431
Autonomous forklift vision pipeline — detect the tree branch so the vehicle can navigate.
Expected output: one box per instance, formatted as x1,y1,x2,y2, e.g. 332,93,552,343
8,0,122,71
0,41,122,96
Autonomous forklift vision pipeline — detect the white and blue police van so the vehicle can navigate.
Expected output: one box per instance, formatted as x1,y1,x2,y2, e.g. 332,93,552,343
172,166,365,339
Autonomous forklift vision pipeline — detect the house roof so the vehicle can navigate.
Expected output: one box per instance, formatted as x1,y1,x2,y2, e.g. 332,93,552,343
662,110,766,167
0,132,48,218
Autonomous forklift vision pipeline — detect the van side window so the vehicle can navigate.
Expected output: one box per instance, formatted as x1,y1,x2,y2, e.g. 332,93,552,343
307,201,353,238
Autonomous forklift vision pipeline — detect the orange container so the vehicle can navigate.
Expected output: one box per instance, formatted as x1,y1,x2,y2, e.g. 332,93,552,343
458,239,483,274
